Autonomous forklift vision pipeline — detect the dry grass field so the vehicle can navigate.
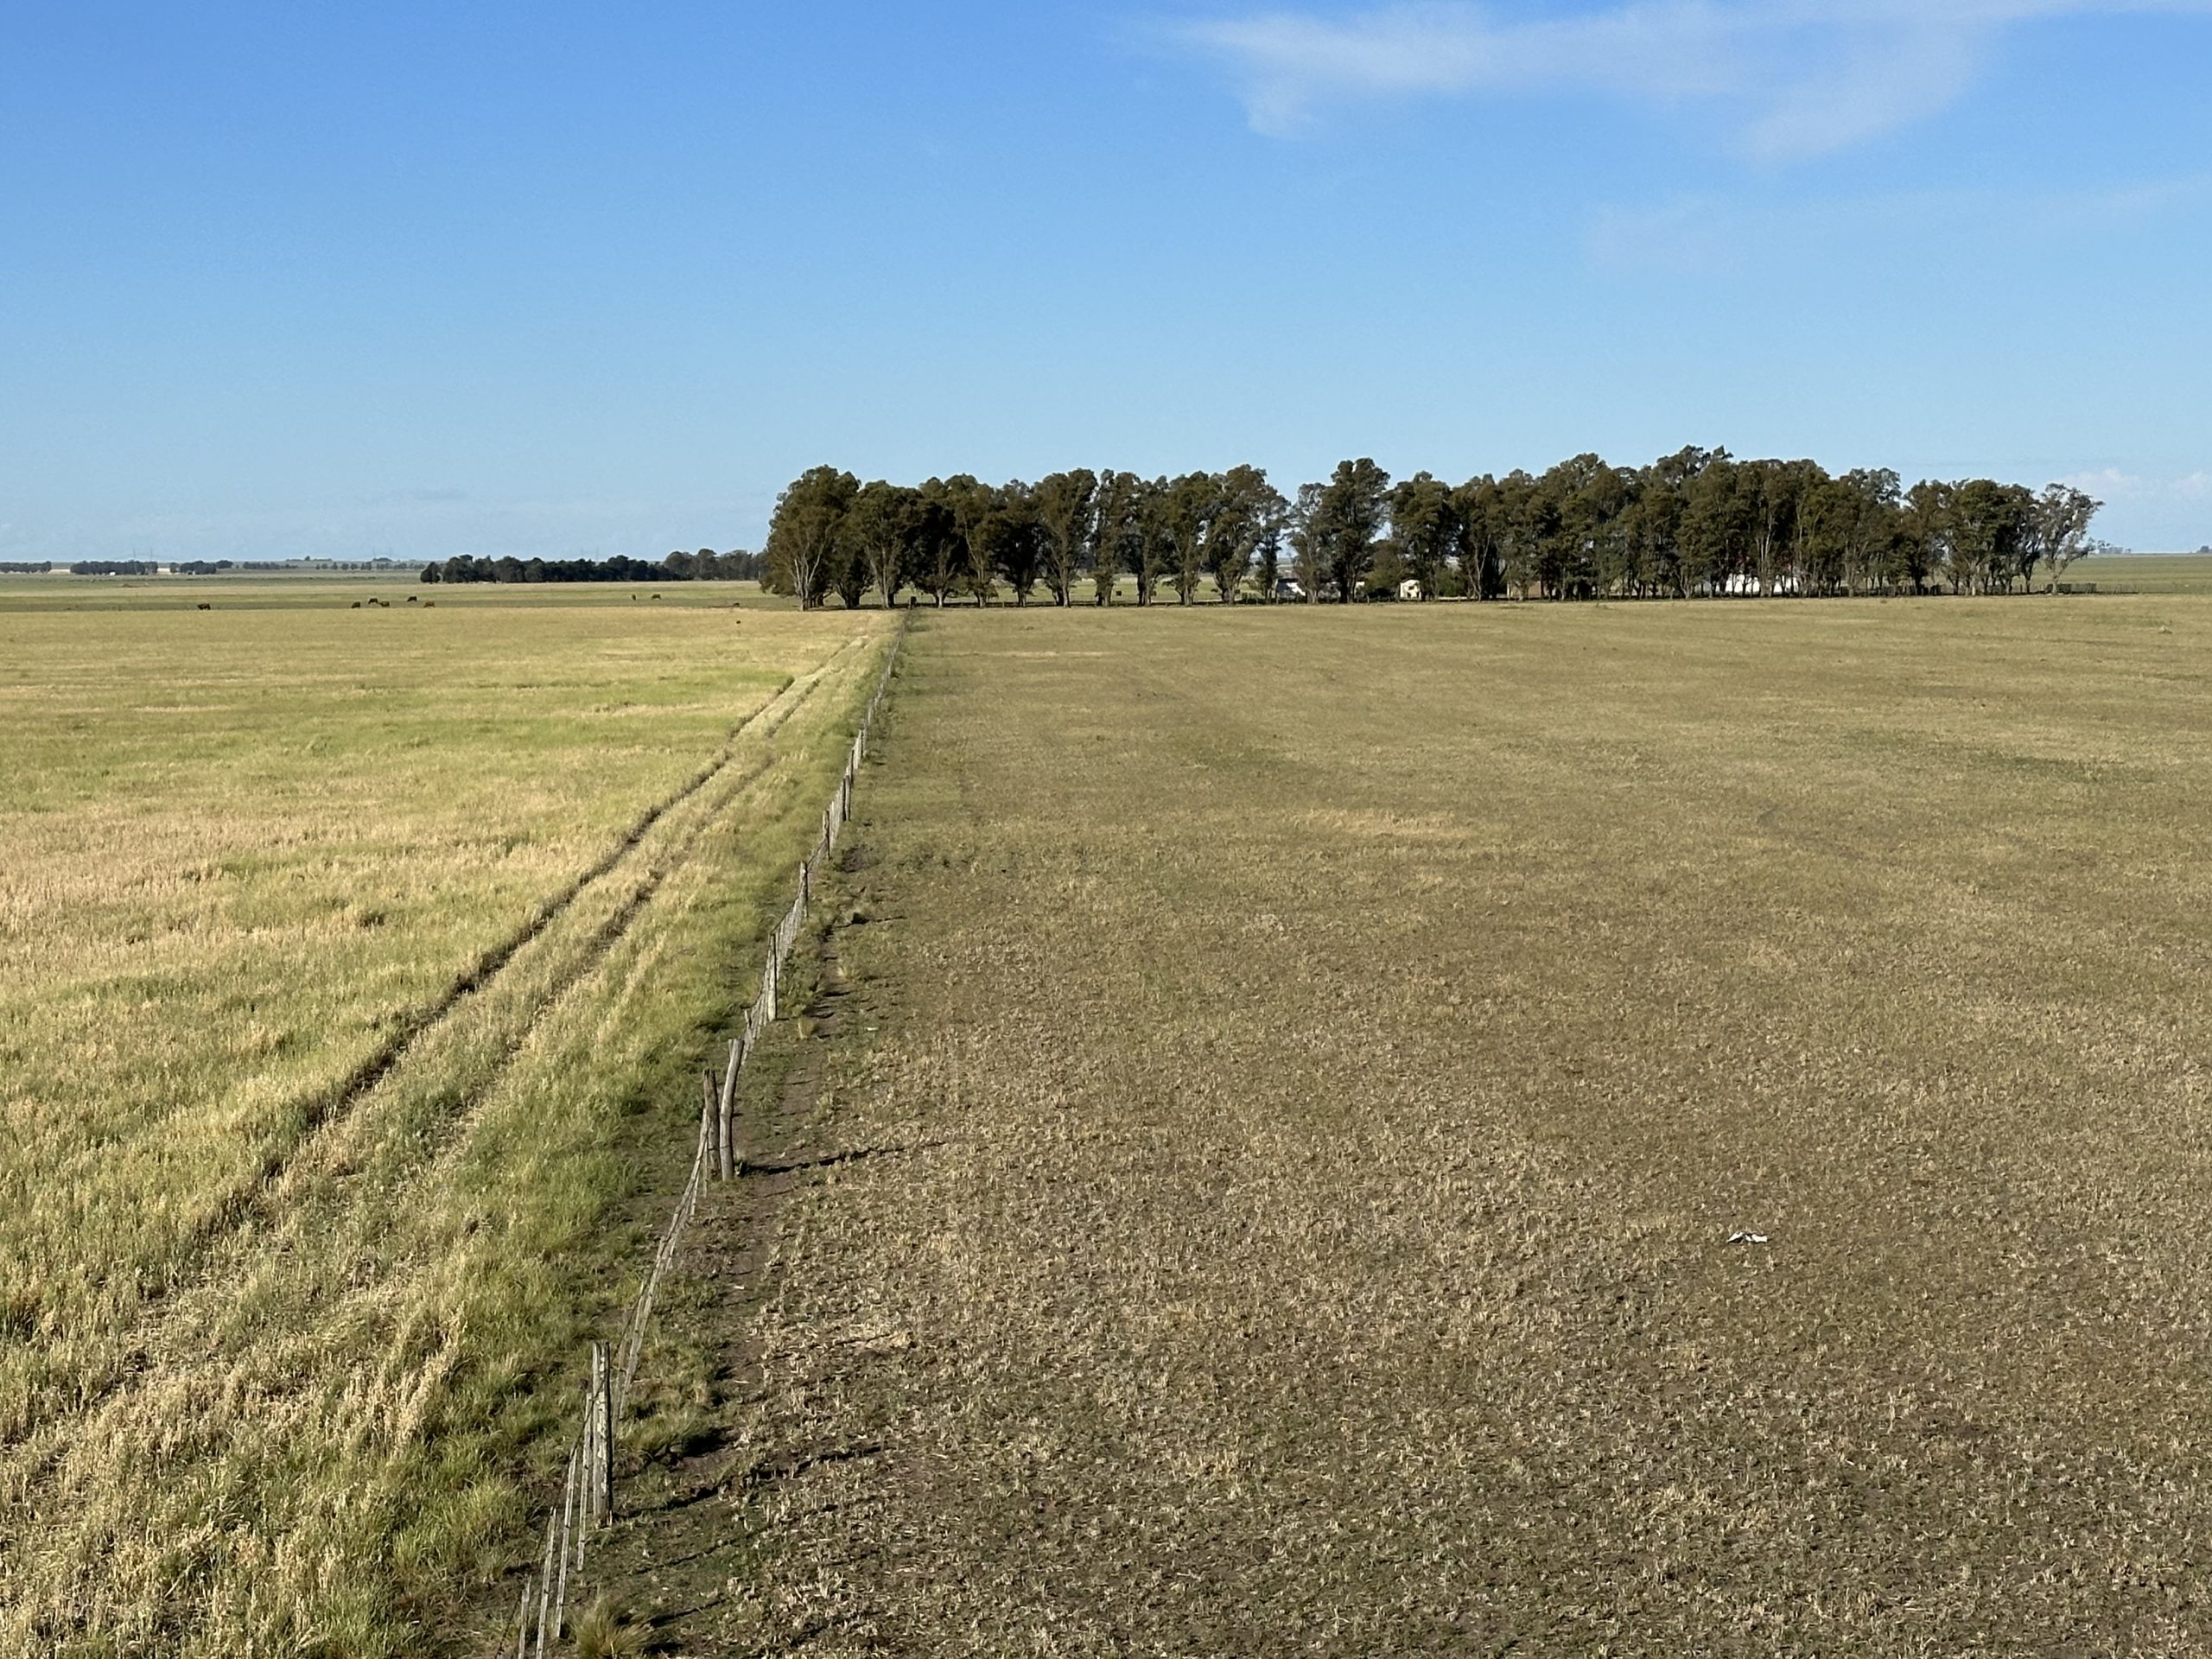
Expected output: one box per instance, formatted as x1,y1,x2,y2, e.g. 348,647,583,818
0,583,893,1653
664,594,2212,1656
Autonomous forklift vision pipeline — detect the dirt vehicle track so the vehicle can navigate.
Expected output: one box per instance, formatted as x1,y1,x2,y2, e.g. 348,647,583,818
1,646,863,1471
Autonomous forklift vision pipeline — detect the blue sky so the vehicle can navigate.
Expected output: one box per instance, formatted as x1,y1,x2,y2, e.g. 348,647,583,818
3,1,2209,561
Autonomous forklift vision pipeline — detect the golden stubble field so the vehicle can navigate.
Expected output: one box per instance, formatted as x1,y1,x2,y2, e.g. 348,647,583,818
0,584,893,1654
706,594,2212,1656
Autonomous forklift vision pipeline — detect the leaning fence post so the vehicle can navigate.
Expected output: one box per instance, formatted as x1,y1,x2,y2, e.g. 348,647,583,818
719,1036,740,1179
532,1500,557,1657
593,1341,615,1523
551,1439,580,1639
697,1077,715,1183
700,1068,719,1173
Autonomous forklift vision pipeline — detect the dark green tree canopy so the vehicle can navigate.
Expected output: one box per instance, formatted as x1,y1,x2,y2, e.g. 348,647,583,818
846,480,918,607
1301,459,1390,603
1163,473,1219,606
764,465,859,608
1209,465,1287,603
754,453,2101,605
1034,469,1099,607
912,478,967,607
1388,473,1458,600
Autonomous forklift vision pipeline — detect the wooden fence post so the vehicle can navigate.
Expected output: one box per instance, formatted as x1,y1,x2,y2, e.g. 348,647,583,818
551,1439,579,1639
532,1501,557,1656
593,1341,614,1523
700,1068,720,1173
719,1036,740,1179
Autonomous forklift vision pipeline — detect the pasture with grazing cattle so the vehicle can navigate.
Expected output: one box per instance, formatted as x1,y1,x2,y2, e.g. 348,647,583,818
628,591,2212,1655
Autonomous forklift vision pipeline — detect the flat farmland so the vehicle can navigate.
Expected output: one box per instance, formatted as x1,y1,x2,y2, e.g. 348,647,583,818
2082,552,2212,595
706,595,2212,1656
0,586,892,1653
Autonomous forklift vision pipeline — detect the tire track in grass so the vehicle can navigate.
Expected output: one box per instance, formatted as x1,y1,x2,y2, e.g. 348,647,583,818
229,636,863,1218
2,634,874,1467
0,632,885,1635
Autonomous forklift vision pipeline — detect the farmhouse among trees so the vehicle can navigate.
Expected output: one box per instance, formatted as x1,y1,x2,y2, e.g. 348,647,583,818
759,449,2103,607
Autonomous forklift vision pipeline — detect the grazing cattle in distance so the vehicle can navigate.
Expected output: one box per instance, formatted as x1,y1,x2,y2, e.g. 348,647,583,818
195,602,212,610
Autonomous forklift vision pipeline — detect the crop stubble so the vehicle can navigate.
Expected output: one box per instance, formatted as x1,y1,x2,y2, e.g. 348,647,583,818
704,597,2212,1656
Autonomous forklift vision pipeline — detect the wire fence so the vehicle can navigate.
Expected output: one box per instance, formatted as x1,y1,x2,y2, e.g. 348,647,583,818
515,619,906,1654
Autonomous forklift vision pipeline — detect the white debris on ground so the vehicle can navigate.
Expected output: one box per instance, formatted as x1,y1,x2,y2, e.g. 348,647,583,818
1726,1229,1770,1245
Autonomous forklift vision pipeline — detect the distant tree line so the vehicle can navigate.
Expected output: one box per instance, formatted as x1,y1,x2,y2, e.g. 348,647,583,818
3,559,245,575
421,549,762,585
761,453,2107,607
658,549,764,582
175,559,419,574
21,559,434,576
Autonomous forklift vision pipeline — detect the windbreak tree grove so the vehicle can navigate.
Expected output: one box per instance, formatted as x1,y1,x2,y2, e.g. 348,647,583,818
760,451,2107,605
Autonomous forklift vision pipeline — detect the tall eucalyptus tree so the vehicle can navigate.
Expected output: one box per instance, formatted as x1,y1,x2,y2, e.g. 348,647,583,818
1388,473,1459,599
1164,472,1220,605
1210,465,1287,601
1034,469,1099,607
764,465,858,609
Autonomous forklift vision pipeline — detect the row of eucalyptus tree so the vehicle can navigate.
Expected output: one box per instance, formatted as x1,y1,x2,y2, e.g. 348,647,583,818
762,453,2104,607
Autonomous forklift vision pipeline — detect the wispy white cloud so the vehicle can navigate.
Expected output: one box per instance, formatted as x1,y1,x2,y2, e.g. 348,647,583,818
2056,466,2212,505
2061,465,2145,493
1176,1,2212,158
1584,174,2212,273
